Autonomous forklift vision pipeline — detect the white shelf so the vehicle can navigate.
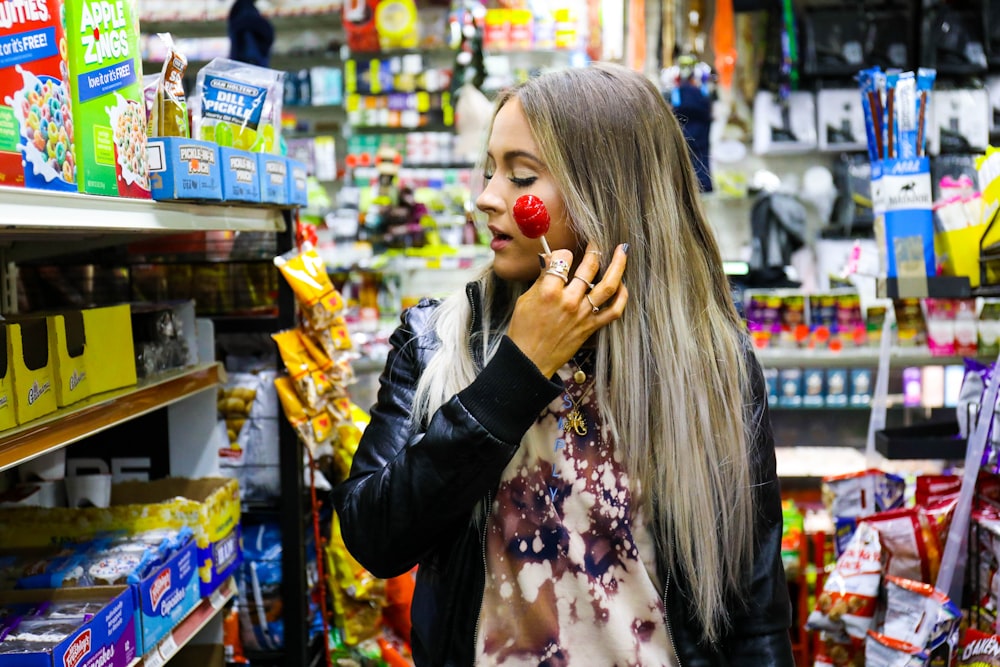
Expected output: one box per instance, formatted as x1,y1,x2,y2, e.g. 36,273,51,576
0,187,287,261
755,347,988,369
139,577,236,667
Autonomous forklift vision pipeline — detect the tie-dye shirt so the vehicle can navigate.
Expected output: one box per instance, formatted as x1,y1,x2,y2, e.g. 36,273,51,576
475,364,677,667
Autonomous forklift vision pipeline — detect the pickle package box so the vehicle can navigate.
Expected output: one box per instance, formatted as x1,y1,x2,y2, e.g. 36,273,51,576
64,0,149,198
0,0,78,192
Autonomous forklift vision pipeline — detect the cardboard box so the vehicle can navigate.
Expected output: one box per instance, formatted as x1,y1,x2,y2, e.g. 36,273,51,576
0,480,241,599
258,153,288,205
0,0,78,193
135,537,200,655
81,305,136,395
64,0,149,198
287,157,308,206
0,586,138,667
46,310,89,408
147,137,223,201
6,317,57,424
0,326,17,431
219,147,260,203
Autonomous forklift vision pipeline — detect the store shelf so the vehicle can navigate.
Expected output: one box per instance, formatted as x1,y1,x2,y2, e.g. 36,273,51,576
139,577,236,667
877,275,972,299
874,422,966,460
141,13,342,38
0,187,287,262
755,347,987,369
0,362,221,473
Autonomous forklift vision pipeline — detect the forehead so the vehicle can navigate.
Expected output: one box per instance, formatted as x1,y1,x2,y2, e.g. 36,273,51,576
488,98,537,154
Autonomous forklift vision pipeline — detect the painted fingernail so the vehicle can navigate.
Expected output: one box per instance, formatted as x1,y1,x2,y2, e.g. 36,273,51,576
538,255,546,268
622,243,630,255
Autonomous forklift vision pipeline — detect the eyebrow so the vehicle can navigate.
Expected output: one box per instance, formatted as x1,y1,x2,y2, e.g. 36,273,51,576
484,149,544,166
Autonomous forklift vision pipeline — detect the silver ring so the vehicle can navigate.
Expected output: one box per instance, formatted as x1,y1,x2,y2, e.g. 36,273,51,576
585,250,602,256
572,275,595,289
546,269,569,284
586,294,600,313
550,258,570,275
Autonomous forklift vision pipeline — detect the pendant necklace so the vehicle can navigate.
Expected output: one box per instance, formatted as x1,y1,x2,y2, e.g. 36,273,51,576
564,353,595,436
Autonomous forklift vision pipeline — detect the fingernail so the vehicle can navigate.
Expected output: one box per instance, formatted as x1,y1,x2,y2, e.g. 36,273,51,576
538,255,546,268
622,243,630,255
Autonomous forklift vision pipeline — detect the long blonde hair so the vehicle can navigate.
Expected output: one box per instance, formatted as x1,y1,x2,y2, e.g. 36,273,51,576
412,63,755,643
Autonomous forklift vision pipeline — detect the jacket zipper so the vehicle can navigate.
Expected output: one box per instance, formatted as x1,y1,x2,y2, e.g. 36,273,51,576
663,571,682,666
472,490,492,652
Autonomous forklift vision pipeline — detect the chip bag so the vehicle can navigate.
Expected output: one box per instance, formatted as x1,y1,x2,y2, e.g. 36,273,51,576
957,629,1000,666
807,521,883,639
865,630,928,666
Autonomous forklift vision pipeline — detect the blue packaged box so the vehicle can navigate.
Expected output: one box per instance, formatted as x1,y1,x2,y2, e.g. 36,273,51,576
287,158,308,207
801,368,825,407
0,586,138,667
258,153,290,205
135,537,200,655
825,369,849,407
147,138,223,202
777,369,803,407
220,148,261,203
878,157,935,279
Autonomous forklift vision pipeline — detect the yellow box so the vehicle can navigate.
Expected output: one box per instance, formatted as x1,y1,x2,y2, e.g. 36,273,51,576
0,327,17,431
7,318,57,424
82,304,137,394
935,222,1000,288
46,310,90,408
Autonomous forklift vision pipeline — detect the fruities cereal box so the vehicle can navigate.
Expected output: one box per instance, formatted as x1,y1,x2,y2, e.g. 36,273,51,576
0,0,77,192
64,0,149,197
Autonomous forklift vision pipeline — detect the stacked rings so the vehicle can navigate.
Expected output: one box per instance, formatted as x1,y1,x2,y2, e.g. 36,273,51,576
545,257,571,283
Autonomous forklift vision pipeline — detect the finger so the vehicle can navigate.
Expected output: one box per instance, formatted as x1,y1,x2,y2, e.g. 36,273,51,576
566,243,602,296
593,282,628,324
589,243,629,306
539,249,574,287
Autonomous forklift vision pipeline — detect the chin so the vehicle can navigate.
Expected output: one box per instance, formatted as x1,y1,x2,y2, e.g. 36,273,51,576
492,258,537,283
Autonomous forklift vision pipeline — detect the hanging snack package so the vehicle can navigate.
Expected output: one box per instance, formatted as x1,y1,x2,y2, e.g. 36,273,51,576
273,243,345,330
957,629,1000,666
823,469,906,519
861,507,942,584
149,33,188,138
0,0,77,192
64,0,149,197
194,57,282,153
807,521,883,639
272,329,333,411
880,575,958,652
864,630,928,666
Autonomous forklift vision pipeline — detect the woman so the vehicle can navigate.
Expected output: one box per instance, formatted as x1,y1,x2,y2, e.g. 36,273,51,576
333,63,793,666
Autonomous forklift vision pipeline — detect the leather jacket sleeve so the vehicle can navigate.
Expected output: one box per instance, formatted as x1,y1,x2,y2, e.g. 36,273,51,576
332,303,564,579
671,348,795,666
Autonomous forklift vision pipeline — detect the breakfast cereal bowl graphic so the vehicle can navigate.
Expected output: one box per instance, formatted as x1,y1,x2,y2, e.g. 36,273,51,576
5,66,77,191
105,92,149,193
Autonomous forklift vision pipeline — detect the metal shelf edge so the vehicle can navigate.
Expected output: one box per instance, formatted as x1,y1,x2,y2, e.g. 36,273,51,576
139,577,236,667
0,363,221,473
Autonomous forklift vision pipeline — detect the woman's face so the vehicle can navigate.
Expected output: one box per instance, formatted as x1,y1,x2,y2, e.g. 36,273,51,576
476,97,579,282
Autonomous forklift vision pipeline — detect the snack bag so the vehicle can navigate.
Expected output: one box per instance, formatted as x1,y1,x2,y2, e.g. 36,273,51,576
0,0,77,192
807,521,883,639
957,629,1000,666
814,631,865,667
194,58,282,153
823,469,906,519
865,630,928,666
149,33,188,138
881,575,957,651
862,507,942,584
273,243,345,331
64,0,149,197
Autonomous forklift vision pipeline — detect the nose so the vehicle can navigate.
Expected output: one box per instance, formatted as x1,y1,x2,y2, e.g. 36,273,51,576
476,181,504,216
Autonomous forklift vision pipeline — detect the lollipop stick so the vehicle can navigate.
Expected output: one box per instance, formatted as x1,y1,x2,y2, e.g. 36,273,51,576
540,236,552,256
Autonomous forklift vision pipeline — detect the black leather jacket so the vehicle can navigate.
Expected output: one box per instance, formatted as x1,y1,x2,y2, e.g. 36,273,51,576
333,284,794,666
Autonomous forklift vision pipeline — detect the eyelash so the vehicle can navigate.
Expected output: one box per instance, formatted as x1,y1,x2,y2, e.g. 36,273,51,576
482,172,536,188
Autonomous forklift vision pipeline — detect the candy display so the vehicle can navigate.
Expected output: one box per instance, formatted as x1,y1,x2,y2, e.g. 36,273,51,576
512,194,552,255
64,0,149,197
0,0,76,192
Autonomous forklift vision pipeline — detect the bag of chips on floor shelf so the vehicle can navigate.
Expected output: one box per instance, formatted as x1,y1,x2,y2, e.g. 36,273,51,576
864,630,928,666
861,507,943,584
807,521,883,639
957,629,1000,665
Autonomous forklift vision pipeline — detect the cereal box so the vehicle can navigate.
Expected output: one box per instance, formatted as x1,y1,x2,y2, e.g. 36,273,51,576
0,0,77,192
64,0,149,198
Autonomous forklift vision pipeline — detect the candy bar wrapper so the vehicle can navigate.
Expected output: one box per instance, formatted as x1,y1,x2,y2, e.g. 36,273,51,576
807,522,883,639
861,507,942,584
865,630,928,666
957,629,1000,665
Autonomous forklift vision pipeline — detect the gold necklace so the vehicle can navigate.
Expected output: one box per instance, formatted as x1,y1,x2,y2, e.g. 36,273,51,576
564,354,595,436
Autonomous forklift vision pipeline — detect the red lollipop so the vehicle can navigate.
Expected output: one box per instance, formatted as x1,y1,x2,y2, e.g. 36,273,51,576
512,194,552,255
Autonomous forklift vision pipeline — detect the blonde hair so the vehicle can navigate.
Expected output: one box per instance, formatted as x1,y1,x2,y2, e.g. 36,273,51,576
412,63,755,643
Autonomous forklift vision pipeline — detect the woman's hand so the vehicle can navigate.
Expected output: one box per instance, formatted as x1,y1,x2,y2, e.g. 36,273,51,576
507,243,629,378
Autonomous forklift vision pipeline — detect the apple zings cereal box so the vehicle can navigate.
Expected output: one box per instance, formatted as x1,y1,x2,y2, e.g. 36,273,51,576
64,0,149,198
0,0,77,192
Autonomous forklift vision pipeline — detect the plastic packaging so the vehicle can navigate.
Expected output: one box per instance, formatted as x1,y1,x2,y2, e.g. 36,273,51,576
194,58,283,153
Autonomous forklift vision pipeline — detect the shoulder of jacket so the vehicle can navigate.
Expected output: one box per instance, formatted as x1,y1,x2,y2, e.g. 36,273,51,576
400,297,442,336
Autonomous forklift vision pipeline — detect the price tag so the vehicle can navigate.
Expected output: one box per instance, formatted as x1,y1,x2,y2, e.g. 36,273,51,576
210,588,228,610
158,634,178,660
144,650,164,667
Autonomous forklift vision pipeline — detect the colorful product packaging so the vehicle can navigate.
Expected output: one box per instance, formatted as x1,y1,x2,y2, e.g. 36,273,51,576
64,0,149,198
287,157,308,206
258,152,288,205
147,136,222,201
0,0,77,192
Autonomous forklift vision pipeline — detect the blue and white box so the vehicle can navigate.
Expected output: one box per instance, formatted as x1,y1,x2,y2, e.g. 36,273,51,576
258,153,289,205
220,148,261,203
134,537,200,655
147,138,223,201
287,158,308,207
